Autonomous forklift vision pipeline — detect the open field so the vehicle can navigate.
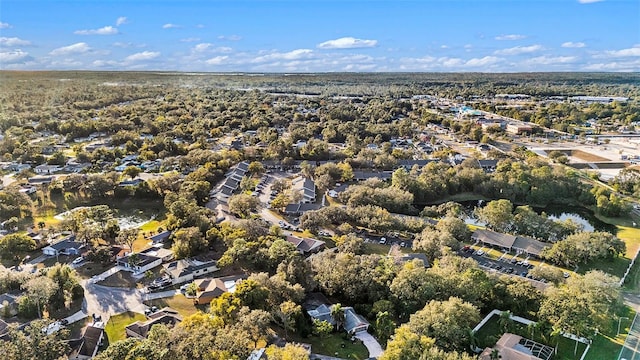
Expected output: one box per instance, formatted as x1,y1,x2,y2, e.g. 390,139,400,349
143,295,207,317
104,312,146,343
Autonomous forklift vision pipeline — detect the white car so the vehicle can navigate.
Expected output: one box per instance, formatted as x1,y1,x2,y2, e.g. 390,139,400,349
72,257,84,265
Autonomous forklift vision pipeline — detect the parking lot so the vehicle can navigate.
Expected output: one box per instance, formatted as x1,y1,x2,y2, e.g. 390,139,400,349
361,232,414,249
458,246,542,281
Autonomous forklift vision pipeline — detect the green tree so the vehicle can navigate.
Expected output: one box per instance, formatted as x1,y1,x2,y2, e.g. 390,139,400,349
375,311,395,345
122,165,141,179
22,276,57,319
228,194,260,218
171,227,207,259
275,300,302,340
0,319,71,360
539,271,621,354
475,199,514,233
0,233,36,261
265,343,310,360
313,319,334,338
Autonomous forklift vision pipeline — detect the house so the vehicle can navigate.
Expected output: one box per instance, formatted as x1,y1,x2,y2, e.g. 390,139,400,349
7,163,31,172
193,275,246,305
65,162,91,173
477,159,499,173
216,162,249,203
42,237,83,257
0,319,9,340
396,159,436,171
163,259,219,285
0,292,20,317
116,250,164,275
292,176,316,203
19,186,37,195
247,348,267,360
125,308,182,339
343,307,369,334
283,202,321,216
285,236,325,255
118,178,145,187
353,170,393,181
479,333,553,360
506,124,533,135
67,324,105,359
28,176,55,185
306,303,369,334
34,164,63,174
472,229,548,257
148,230,171,244
307,304,335,326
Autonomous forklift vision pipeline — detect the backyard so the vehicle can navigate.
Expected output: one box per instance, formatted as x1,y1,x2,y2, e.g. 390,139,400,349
285,331,369,359
104,311,146,343
143,295,207,317
476,308,634,360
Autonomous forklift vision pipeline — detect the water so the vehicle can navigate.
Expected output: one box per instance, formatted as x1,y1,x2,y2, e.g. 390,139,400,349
451,200,615,233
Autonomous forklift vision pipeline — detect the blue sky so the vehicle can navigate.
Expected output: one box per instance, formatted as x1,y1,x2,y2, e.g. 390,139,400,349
0,0,638,72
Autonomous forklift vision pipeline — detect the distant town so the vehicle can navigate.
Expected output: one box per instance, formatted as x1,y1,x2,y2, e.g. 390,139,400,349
0,71,639,360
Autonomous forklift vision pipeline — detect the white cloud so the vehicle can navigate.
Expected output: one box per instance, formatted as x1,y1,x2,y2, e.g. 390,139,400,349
0,37,32,47
562,41,586,48
0,49,30,63
440,45,449,49
605,46,640,57
193,43,213,52
116,17,128,26
465,56,503,67
113,42,145,48
49,42,91,56
578,0,605,3
495,34,526,41
181,37,200,43
317,37,378,49
205,56,228,65
74,26,119,35
494,44,543,55
522,56,577,65
162,23,180,29
0,22,11,29
583,59,640,71
125,51,160,61
218,35,242,41
252,49,314,63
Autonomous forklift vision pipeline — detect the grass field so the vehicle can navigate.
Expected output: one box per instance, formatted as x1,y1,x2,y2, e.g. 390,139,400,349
97,271,141,288
104,312,146,343
475,314,589,360
583,306,635,360
286,332,369,359
143,295,207,317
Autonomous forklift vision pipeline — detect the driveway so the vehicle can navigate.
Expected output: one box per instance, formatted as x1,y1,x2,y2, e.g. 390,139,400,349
354,331,383,358
81,281,147,320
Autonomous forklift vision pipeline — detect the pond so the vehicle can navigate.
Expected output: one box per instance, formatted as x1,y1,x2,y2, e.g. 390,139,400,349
452,200,616,233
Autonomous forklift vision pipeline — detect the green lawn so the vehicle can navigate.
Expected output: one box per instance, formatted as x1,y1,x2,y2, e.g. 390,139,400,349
583,305,635,360
288,332,369,359
104,312,146,343
75,262,114,279
97,271,141,288
143,295,207,317
475,314,589,360
363,243,391,255
67,316,92,339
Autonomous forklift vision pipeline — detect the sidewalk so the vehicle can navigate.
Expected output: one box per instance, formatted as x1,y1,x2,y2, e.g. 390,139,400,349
87,265,123,283
143,289,181,301
64,310,88,325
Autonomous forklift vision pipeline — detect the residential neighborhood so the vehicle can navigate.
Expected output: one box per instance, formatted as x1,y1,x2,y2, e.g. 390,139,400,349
0,71,638,360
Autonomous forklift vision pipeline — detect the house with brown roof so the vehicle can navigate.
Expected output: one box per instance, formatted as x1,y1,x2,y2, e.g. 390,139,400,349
67,324,104,359
125,308,182,339
285,236,325,255
480,333,553,360
472,229,548,257
193,274,246,305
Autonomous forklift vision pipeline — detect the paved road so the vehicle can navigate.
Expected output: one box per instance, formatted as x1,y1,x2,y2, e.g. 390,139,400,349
619,313,640,360
354,331,384,358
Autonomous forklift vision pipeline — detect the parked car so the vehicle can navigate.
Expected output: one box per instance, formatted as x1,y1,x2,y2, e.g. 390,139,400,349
72,257,84,265
475,250,485,256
